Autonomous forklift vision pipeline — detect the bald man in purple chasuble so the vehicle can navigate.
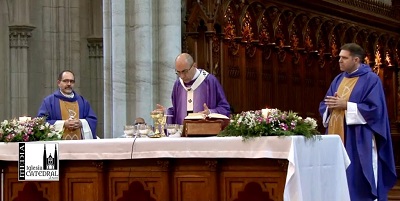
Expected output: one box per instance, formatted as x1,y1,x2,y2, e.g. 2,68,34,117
156,53,230,125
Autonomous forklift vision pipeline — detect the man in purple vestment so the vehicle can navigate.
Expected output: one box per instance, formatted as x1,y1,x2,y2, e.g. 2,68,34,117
156,53,230,125
319,43,396,200
37,70,98,139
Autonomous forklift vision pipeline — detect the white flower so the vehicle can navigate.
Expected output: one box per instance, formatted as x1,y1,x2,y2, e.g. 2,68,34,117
1,120,8,126
305,117,317,129
47,132,55,137
11,119,18,125
237,116,243,124
14,125,25,134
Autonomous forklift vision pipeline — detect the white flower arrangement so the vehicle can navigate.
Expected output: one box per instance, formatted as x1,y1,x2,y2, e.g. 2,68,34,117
219,108,320,139
0,117,62,142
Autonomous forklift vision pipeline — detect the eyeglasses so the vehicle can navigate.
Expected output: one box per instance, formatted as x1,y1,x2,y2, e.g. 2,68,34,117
61,79,75,84
175,63,194,75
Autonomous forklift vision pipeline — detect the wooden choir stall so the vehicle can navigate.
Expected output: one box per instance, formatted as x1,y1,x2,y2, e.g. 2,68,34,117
0,135,349,201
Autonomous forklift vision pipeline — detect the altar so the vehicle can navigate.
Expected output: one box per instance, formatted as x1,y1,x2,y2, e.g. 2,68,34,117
0,135,350,201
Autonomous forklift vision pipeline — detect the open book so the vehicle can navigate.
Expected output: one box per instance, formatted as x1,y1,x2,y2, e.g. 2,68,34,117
184,112,229,120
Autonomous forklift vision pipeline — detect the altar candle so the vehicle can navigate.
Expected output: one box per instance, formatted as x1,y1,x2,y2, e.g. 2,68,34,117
19,116,31,122
261,109,270,118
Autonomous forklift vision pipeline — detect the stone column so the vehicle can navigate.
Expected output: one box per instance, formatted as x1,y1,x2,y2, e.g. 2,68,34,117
87,37,104,137
0,0,11,121
130,0,154,125
103,0,128,138
103,0,181,138
103,0,112,138
9,25,35,117
87,0,104,137
158,0,181,112
111,0,128,138
8,0,35,118
41,0,82,95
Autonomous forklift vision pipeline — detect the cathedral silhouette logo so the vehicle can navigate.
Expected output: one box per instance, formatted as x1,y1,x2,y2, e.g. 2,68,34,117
18,142,59,181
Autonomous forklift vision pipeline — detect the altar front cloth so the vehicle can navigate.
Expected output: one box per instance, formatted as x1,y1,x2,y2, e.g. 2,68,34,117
0,135,350,201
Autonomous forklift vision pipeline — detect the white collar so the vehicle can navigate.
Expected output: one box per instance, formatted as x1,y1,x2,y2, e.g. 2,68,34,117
349,68,359,74
191,69,201,81
60,89,75,98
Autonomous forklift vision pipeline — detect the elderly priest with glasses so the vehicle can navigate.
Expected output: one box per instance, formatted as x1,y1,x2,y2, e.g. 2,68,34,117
37,70,97,140
156,53,230,125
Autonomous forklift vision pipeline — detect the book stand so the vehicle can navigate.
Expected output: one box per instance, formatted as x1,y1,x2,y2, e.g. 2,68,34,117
182,118,230,137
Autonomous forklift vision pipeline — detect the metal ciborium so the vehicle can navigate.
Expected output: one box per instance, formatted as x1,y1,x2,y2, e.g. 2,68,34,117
150,110,166,137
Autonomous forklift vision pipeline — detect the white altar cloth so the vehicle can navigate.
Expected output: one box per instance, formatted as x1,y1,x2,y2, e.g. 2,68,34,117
0,135,350,201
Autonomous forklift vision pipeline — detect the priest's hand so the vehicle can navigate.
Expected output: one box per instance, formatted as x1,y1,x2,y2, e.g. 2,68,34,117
325,92,347,110
64,119,82,130
200,103,211,115
154,104,165,114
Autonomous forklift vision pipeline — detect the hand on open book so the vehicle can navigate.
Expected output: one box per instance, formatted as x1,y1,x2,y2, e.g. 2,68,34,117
200,103,211,115
185,103,229,120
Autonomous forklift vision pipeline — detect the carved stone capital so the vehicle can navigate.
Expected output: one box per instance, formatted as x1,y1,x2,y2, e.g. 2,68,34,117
87,37,103,57
9,25,35,48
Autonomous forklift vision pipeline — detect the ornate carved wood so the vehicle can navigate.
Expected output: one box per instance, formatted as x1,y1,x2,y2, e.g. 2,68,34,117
183,0,399,117
183,0,400,198
2,158,286,201
12,183,49,201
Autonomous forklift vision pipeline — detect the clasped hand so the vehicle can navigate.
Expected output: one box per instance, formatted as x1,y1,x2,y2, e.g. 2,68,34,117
65,118,82,130
325,92,346,110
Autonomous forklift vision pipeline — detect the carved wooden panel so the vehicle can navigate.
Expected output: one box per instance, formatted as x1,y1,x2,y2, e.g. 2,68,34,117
65,179,97,201
116,181,157,201
233,182,275,201
175,176,213,201
9,182,56,201
3,163,60,201
2,158,287,201
219,159,286,201
222,174,281,201
107,159,169,201
172,159,218,201
61,161,105,201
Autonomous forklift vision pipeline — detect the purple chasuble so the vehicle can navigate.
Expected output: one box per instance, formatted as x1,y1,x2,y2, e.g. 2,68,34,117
319,64,396,201
37,90,98,139
167,69,230,124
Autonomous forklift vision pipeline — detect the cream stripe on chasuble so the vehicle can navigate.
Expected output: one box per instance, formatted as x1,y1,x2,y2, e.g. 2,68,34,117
328,77,359,143
179,70,209,112
60,100,81,140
